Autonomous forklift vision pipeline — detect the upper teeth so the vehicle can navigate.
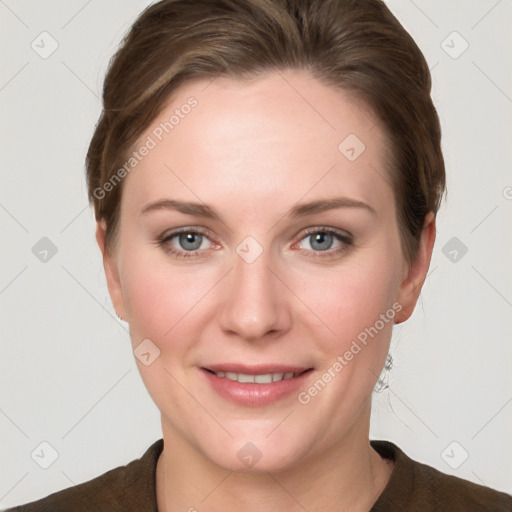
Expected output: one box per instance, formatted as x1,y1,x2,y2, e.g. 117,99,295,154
213,371,298,383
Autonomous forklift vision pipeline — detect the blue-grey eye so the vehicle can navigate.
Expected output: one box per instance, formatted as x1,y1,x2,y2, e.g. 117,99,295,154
297,229,351,256
178,232,203,250
309,232,335,251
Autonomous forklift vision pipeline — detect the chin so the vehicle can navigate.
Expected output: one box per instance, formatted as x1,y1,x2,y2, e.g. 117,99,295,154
200,433,306,474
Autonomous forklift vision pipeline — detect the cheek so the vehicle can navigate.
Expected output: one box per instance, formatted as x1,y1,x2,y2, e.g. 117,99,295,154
289,250,401,392
301,258,399,337
119,247,219,348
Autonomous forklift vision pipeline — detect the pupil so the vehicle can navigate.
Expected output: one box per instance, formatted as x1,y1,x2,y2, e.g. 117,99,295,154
312,233,332,251
180,233,202,250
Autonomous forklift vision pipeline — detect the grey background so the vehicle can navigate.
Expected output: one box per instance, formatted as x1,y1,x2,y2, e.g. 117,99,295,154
1,0,511,507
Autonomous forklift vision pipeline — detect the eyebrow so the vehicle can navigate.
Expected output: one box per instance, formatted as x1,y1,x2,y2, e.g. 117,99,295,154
140,196,376,219
140,199,222,220
290,197,376,217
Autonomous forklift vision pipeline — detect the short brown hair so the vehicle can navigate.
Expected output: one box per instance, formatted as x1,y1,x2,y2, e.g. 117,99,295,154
86,0,445,264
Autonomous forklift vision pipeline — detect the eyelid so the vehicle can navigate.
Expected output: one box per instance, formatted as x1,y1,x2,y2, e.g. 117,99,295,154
292,226,353,254
293,225,353,250
160,225,214,240
298,225,352,241
156,226,218,257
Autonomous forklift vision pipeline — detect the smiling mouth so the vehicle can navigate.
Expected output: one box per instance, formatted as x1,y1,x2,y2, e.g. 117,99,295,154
202,368,312,384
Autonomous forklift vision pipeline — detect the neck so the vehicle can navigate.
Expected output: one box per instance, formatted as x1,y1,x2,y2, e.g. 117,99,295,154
156,409,393,512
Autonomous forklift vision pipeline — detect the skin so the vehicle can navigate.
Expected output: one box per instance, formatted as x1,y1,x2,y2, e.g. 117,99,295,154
96,69,436,511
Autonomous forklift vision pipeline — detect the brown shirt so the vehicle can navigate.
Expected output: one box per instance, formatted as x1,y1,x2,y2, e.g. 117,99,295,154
6,439,512,511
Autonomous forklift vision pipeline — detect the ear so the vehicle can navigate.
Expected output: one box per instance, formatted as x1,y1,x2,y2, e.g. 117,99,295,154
394,211,436,324
95,220,127,321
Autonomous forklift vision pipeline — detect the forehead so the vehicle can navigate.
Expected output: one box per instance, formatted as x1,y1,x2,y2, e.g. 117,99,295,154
122,70,394,219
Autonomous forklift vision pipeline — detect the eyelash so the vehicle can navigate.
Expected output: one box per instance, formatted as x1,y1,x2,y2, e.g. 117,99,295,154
156,226,353,260
156,227,214,259
298,227,353,258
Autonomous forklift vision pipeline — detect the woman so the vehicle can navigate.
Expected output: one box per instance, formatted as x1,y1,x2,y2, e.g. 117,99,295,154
7,0,511,510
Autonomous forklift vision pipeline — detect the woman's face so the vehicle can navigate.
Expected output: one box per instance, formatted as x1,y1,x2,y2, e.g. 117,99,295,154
99,70,433,472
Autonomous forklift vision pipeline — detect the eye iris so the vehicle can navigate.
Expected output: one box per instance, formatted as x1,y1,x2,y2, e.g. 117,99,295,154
179,232,202,250
310,232,333,251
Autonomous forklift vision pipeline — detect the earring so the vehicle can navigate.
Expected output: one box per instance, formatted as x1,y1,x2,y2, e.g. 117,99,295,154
374,353,393,393
116,312,124,321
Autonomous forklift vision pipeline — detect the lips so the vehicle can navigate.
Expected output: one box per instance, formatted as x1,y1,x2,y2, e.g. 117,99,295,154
200,364,314,406
204,369,305,384
202,364,311,384
203,363,312,375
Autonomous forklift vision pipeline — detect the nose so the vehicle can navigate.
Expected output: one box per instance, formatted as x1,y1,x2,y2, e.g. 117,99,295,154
218,247,292,342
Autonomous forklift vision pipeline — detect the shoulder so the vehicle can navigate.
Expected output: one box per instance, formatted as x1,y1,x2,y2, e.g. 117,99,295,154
370,439,512,512
412,459,512,511
4,439,163,512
